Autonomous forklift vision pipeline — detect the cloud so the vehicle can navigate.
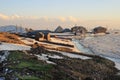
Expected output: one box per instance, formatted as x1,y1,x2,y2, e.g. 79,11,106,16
68,16,78,22
58,17,66,22
57,16,79,22
11,14,21,19
0,13,41,20
0,13,119,30
0,13,23,20
0,13,80,23
0,13,9,20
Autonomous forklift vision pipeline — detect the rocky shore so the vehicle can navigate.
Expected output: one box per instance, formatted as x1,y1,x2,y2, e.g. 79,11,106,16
0,46,120,80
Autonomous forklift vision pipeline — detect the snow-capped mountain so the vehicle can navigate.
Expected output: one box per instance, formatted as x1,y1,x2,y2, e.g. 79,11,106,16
0,25,26,33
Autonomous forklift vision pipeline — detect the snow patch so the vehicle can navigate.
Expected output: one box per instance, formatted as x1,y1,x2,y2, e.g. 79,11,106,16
0,51,9,63
35,54,63,64
80,30,120,70
49,50,91,60
60,51,91,60
0,43,31,50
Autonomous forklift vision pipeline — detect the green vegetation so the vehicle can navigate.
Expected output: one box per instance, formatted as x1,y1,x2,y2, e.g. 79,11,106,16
16,75,40,80
15,60,53,71
5,50,118,80
8,51,24,60
7,51,53,80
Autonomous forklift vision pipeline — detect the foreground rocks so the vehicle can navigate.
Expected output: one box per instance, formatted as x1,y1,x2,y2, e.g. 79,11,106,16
0,46,120,80
50,57,119,80
30,46,120,80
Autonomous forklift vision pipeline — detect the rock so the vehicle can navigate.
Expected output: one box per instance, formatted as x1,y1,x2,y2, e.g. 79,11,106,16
30,46,48,54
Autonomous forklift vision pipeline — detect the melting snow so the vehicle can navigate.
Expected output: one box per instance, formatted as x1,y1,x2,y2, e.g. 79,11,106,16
60,51,91,60
48,50,91,60
0,51,10,63
79,30,120,70
35,54,63,64
0,43,31,50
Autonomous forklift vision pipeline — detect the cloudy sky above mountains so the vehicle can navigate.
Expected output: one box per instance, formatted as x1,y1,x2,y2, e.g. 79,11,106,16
0,0,120,30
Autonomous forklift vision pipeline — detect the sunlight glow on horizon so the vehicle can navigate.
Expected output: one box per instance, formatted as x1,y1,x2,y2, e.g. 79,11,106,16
0,0,120,30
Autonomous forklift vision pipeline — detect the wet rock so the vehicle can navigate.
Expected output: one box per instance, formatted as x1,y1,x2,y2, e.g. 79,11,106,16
84,77,94,80
30,46,48,54
50,57,119,80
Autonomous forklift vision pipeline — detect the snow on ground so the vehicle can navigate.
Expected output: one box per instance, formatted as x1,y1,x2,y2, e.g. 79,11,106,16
60,51,91,60
0,51,10,62
48,50,91,60
34,49,91,64
19,37,38,45
20,37,79,52
50,37,73,45
35,54,63,64
115,63,120,70
79,30,120,70
0,43,31,50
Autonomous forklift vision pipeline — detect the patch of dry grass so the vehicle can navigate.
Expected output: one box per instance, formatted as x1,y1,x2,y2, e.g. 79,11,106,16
0,32,24,44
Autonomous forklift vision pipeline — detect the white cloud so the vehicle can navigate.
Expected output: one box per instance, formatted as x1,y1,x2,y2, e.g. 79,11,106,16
0,13,119,30
68,16,78,22
58,17,66,22
0,13,80,23
0,13,9,20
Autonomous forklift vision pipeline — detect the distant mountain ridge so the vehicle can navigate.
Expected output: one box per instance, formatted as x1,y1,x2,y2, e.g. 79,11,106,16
0,25,26,33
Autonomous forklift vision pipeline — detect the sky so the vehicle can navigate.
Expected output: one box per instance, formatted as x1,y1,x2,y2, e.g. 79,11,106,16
0,0,120,30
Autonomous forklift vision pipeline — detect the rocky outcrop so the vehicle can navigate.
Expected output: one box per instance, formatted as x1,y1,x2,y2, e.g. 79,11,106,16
54,26,63,33
50,56,119,80
30,46,120,80
93,26,107,34
1,47,120,80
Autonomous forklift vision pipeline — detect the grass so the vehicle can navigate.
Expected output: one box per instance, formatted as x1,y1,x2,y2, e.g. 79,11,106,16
15,60,53,71
7,51,53,80
16,74,40,80
8,51,24,61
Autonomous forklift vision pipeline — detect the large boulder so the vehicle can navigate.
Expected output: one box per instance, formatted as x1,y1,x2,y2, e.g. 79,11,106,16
93,26,107,34
71,26,87,35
